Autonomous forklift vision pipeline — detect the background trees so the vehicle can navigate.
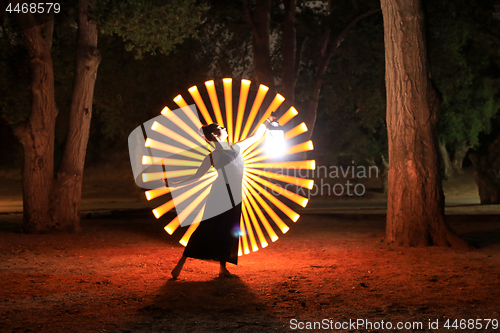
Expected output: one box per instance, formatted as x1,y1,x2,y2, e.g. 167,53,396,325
0,0,202,233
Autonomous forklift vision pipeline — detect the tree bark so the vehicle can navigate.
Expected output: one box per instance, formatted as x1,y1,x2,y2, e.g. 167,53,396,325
381,0,467,247
469,135,500,204
51,0,101,231
14,14,57,233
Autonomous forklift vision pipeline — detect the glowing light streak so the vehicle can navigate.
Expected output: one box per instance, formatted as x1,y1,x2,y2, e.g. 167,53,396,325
234,79,251,142
241,201,259,252
164,186,212,235
245,167,314,190
238,238,243,256
251,94,285,136
151,121,208,155
241,136,265,158
142,156,202,167
240,85,269,141
285,122,308,140
285,140,314,155
241,197,268,248
145,138,204,160
223,78,234,143
244,175,300,222
153,174,217,220
142,169,196,182
243,189,277,242
145,171,217,200
247,160,316,170
173,95,202,128
188,86,213,124
240,220,251,255
243,146,265,161
205,80,225,127
278,107,298,125
245,172,308,207
244,141,314,164
179,205,205,246
161,107,208,147
243,190,272,244
244,178,290,234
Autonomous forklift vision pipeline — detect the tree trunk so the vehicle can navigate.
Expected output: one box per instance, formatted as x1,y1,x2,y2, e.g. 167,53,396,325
243,0,275,91
381,0,467,247
304,8,381,140
51,0,101,231
451,142,470,175
438,142,453,180
280,0,297,110
469,135,500,204
14,15,57,233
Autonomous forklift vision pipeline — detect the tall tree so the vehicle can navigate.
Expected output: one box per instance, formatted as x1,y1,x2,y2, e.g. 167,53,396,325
4,0,201,233
380,0,467,247
242,0,380,138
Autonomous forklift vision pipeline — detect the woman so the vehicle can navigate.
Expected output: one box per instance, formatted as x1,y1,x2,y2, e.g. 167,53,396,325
169,118,272,279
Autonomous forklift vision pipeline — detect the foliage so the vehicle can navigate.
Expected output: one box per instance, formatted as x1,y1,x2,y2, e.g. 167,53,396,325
94,0,204,58
426,0,500,152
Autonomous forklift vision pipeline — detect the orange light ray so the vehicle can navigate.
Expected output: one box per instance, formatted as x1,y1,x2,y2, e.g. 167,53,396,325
234,79,251,142
243,146,265,161
247,160,316,170
278,107,298,126
240,220,251,255
251,94,285,136
173,95,203,128
179,219,201,246
179,205,205,246
285,140,314,155
240,84,269,141
145,170,217,201
142,156,203,167
284,122,308,140
142,169,196,183
205,80,225,127
238,237,243,256
241,199,259,252
164,185,212,235
244,141,314,164
223,79,234,143
145,138,204,161
244,171,308,207
152,174,217,220
151,121,208,155
241,196,268,248
243,175,300,222
188,86,213,124
243,180,284,237
161,107,208,147
245,167,314,190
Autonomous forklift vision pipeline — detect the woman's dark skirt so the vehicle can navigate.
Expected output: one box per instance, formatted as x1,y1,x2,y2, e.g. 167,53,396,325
183,203,242,265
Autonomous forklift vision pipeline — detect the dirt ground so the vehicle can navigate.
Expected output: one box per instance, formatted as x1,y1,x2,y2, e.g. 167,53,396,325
0,211,499,333
1,167,499,332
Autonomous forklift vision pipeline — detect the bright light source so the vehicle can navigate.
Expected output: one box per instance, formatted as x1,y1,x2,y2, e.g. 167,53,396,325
266,121,286,156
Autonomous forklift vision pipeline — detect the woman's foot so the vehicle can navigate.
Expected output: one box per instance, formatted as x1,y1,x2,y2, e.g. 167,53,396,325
219,262,233,277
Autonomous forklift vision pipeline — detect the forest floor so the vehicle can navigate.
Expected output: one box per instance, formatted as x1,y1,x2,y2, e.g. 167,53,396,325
0,166,499,332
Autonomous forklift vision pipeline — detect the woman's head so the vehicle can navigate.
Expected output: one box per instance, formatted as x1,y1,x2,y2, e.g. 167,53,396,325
200,123,227,142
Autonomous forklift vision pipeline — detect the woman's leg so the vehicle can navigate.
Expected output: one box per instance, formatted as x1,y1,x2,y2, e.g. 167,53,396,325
171,256,187,279
219,261,232,276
